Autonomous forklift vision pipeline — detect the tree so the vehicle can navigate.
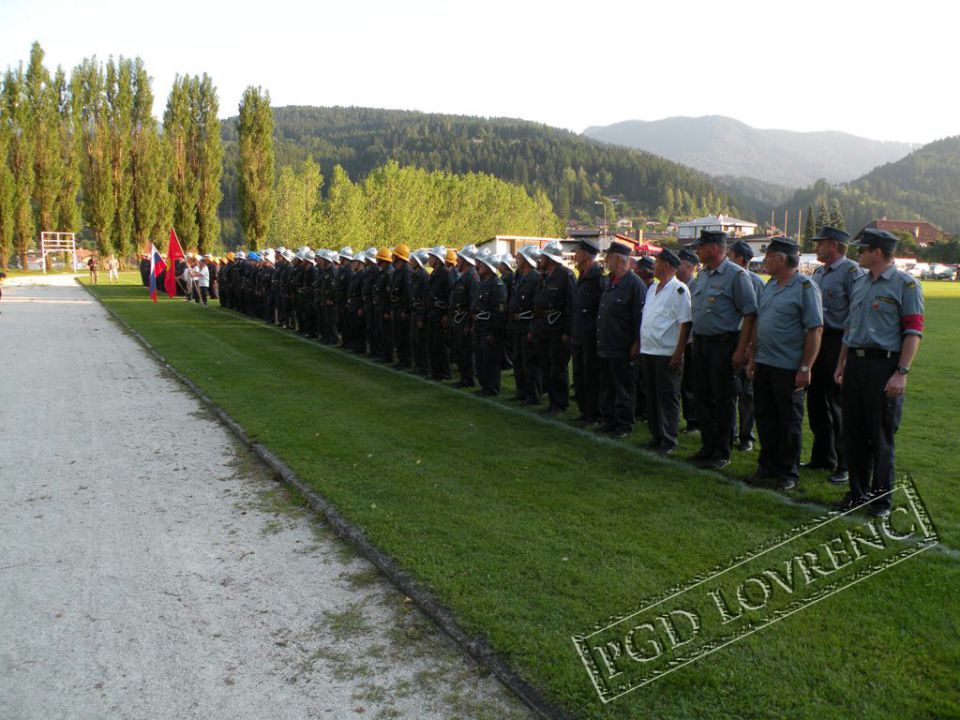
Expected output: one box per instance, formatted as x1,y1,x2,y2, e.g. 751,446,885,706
803,205,817,250
129,58,169,253
237,86,275,250
322,164,366,250
829,197,845,230
73,58,114,257
815,198,829,233
163,75,198,249
106,57,134,264
55,66,82,234
271,157,323,247
25,42,63,253
0,118,14,270
3,66,36,269
191,74,222,254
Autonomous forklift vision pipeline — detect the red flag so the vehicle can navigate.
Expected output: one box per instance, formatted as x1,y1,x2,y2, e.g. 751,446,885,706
164,229,185,298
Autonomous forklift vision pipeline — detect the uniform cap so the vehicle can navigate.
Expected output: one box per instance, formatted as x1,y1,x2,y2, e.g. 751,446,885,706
812,225,851,244
605,241,632,257
690,229,728,248
765,236,800,256
851,228,898,253
576,238,600,256
729,239,754,260
657,247,681,268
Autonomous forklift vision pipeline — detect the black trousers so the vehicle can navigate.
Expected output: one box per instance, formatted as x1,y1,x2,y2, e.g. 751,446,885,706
365,303,380,355
642,354,682,449
808,330,846,470
692,333,739,460
732,369,756,445
511,325,540,402
474,330,503,393
681,343,699,428
842,354,902,511
412,316,429,373
450,320,474,384
427,318,451,379
600,356,637,432
572,340,601,420
754,364,805,483
378,305,394,362
394,308,411,365
536,332,571,410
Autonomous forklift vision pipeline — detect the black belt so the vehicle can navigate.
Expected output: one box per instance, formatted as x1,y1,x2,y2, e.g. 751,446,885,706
694,331,738,342
851,348,898,359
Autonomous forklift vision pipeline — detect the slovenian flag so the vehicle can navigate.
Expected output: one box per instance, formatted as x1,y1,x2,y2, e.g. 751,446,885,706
149,243,166,303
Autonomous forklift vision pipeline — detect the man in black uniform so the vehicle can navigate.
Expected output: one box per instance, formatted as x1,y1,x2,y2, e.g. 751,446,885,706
449,245,479,387
508,246,541,404
596,241,644,438
570,238,604,423
472,249,508,395
390,244,413,369
303,250,321,336
374,247,395,362
139,254,150,286
347,252,367,352
425,246,453,380
410,250,431,375
530,241,575,413
633,254,656,422
336,247,354,347
362,249,381,356
318,250,340,344
497,254,516,371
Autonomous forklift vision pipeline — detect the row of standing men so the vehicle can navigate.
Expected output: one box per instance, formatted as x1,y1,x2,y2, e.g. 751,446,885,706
215,226,923,517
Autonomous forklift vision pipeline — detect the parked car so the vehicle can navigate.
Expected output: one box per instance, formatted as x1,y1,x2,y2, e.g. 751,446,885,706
921,264,957,280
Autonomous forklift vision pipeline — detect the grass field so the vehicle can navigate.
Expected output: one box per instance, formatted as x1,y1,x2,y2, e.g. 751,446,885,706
82,273,959,719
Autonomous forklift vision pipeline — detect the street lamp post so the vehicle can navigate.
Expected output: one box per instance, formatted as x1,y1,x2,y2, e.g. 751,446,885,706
594,200,606,233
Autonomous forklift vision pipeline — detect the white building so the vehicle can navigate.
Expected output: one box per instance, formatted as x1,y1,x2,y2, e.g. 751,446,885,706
677,214,758,241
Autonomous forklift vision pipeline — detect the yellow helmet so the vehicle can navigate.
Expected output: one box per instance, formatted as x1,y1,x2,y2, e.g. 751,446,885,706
226,252,235,261
376,247,393,263
393,243,411,261
445,248,458,265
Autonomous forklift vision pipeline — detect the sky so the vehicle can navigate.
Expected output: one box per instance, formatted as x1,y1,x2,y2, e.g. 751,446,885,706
0,0,954,145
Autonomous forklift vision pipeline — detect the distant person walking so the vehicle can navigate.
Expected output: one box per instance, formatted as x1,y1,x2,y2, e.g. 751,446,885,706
106,255,120,283
87,256,99,284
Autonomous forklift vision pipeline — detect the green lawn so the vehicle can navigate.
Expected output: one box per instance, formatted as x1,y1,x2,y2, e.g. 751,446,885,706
83,275,960,720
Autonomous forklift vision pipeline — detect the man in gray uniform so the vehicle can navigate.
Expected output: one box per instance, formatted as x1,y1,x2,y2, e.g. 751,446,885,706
748,237,823,490
688,230,758,469
727,239,766,452
807,226,864,484
834,229,924,517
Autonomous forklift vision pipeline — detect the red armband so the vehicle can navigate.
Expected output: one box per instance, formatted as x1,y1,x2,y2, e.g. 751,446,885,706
902,314,924,333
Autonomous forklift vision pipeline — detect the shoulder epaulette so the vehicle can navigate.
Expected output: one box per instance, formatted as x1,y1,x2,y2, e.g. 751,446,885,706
677,286,684,294
905,280,916,288
802,280,812,288
848,265,858,273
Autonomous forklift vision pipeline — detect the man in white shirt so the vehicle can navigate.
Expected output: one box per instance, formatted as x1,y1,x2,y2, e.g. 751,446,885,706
190,257,210,305
640,248,693,454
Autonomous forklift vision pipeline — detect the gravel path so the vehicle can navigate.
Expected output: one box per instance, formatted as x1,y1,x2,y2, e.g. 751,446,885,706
0,276,531,720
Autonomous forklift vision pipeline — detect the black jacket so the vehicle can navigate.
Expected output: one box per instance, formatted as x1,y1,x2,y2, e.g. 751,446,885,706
570,262,605,346
531,264,575,339
596,271,644,359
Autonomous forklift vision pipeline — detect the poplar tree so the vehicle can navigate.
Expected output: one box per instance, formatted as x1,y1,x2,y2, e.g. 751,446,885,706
0,119,14,270
106,57,134,263
323,164,366,249
3,66,36,269
55,66,82,234
163,75,198,249
271,157,322,247
25,42,63,246
129,58,169,252
73,58,114,257
237,85,275,250
191,74,222,254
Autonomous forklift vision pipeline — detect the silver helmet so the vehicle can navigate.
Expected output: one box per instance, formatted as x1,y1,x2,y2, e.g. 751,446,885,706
304,250,316,262
457,244,479,266
497,253,516,272
428,245,447,263
476,249,500,274
517,245,541,267
339,246,354,262
412,249,430,268
541,241,565,263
